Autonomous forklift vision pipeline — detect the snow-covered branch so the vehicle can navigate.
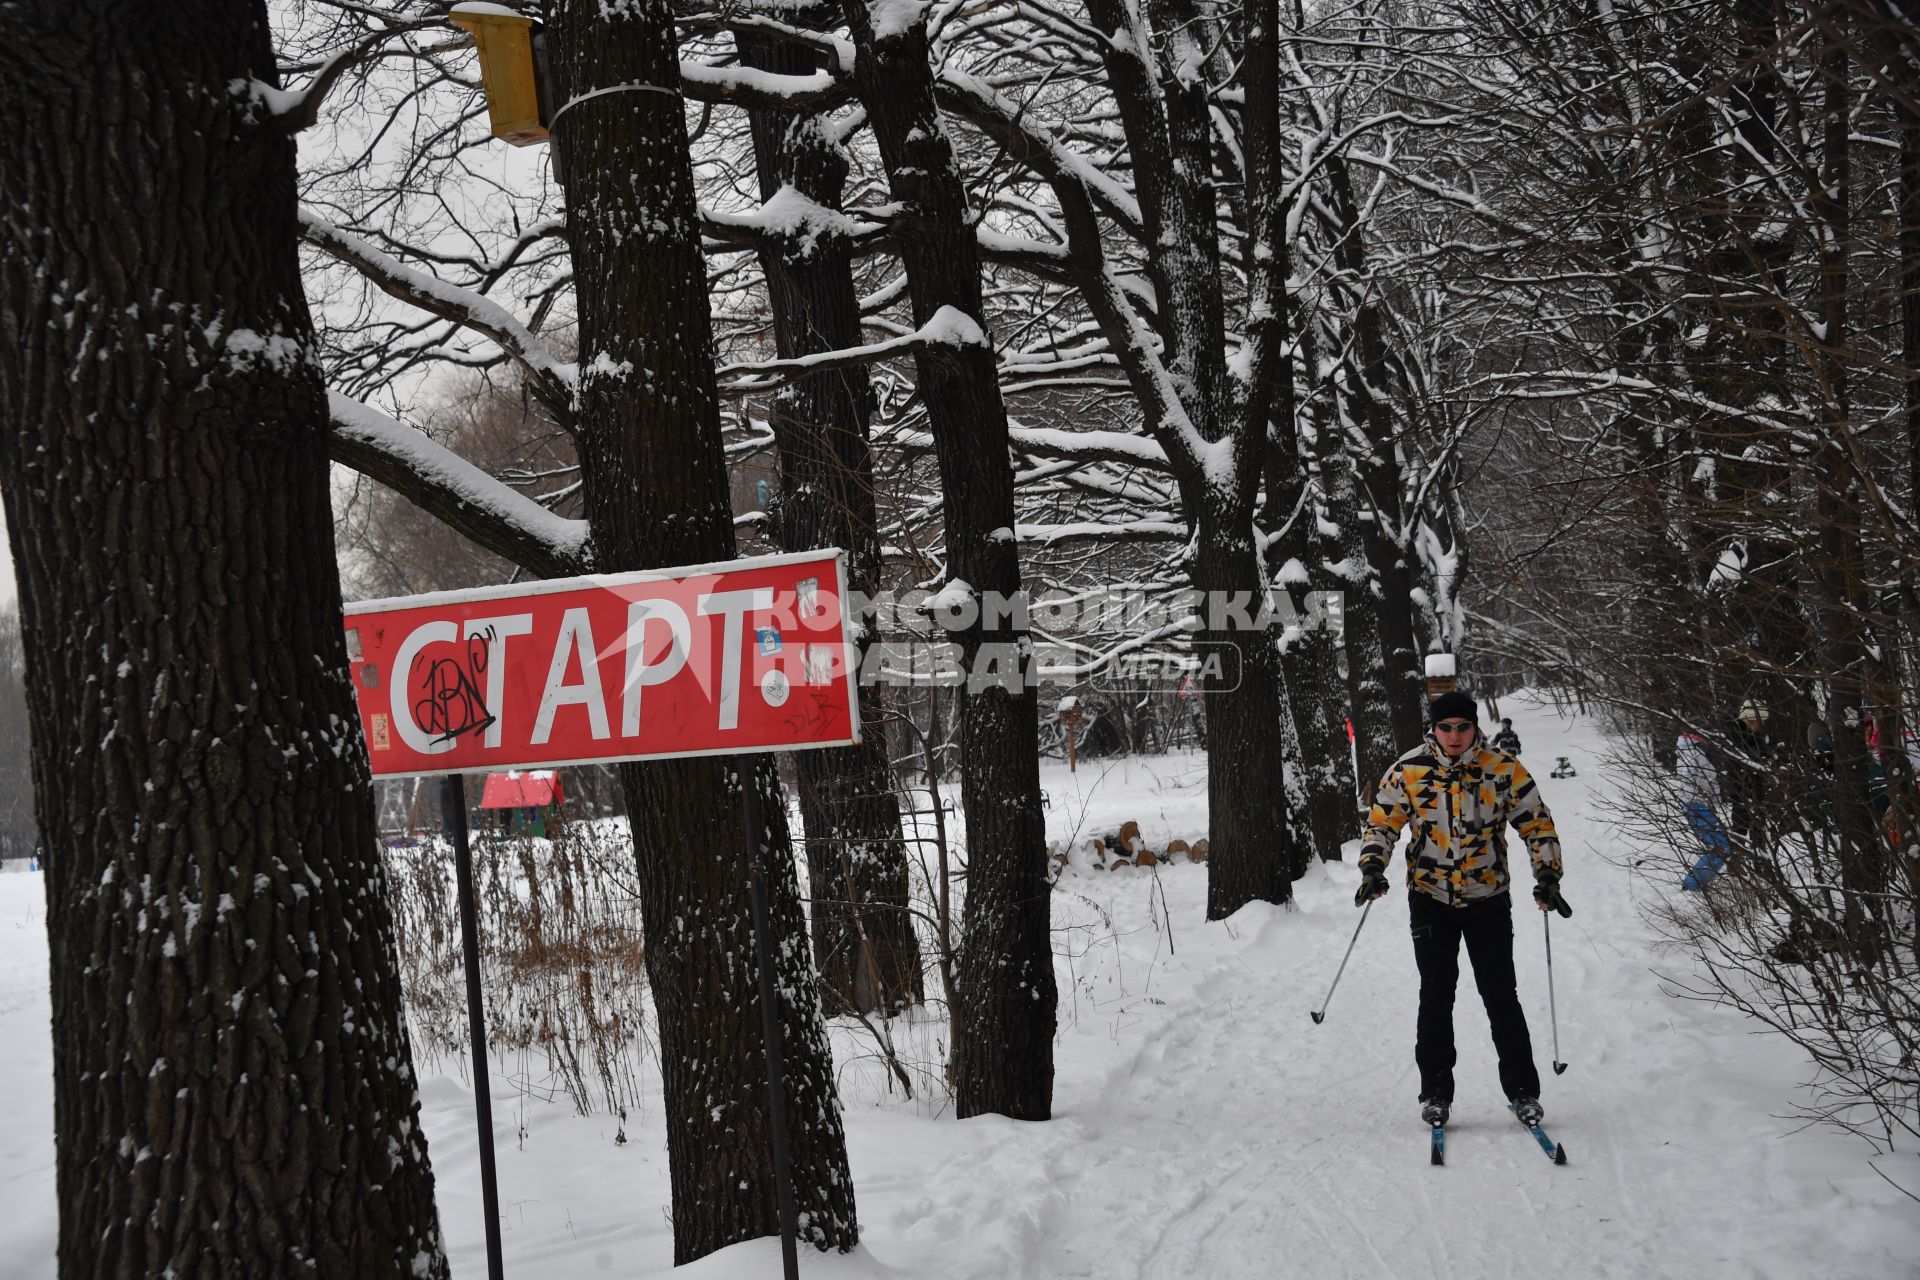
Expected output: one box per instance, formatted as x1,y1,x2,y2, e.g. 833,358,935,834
328,391,590,578
1015,517,1187,545
678,59,853,113
716,305,986,393
299,211,577,419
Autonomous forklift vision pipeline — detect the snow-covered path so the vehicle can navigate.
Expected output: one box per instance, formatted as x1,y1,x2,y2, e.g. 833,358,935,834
0,697,1915,1277
866,698,1915,1280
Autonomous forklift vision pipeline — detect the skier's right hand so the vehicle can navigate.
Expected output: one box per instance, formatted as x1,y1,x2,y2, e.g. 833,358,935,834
1355,869,1389,907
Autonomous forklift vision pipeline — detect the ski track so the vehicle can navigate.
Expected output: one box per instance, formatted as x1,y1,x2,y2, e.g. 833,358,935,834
0,696,1917,1277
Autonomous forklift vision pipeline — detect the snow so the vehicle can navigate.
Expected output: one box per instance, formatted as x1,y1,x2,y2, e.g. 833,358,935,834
230,76,304,119
704,185,881,258
327,391,590,565
915,305,986,349
1013,519,1185,545
0,698,1916,1276
922,577,975,614
678,61,838,104
719,309,984,390
1006,421,1170,470
867,0,931,41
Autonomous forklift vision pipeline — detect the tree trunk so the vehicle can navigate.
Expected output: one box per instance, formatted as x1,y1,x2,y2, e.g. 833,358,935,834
1896,15,1920,958
1295,358,1399,798
1323,156,1426,752
840,2,1056,1120
547,1,857,1259
1264,378,1359,860
1194,515,1303,916
0,5,447,1274
1078,0,1310,912
736,20,921,1017
1808,25,1886,961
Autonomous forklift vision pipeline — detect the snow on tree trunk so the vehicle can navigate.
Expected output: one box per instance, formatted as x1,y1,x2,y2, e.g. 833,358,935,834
547,0,857,1259
0,5,448,1273
841,0,1056,1121
1322,155,1426,752
736,21,922,1018
1265,400,1360,860
1076,0,1310,917
1295,347,1398,802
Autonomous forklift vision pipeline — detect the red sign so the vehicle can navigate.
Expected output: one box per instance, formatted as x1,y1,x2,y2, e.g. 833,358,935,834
342,550,860,777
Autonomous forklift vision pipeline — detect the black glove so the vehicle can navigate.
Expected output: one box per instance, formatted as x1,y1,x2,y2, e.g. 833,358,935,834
1355,869,1389,907
1533,878,1572,918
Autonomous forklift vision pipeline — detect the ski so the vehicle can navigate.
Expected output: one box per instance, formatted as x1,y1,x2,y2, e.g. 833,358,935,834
1510,1106,1568,1164
1430,1123,1445,1166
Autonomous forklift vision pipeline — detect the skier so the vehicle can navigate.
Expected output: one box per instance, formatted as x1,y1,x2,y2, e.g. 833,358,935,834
1490,717,1522,755
1677,729,1732,890
1355,691,1568,1129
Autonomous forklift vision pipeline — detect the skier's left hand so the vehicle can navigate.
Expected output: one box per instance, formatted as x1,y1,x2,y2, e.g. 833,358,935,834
1534,878,1572,918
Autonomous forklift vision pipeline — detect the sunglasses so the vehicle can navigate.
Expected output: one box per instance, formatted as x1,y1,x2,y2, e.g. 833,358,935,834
1434,720,1476,733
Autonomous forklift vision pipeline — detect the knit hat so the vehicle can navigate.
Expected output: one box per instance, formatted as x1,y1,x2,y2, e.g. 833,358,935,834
1427,691,1477,726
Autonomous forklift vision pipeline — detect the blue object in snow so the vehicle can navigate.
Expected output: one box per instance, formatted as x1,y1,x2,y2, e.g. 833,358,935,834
1681,800,1731,890
1682,854,1726,891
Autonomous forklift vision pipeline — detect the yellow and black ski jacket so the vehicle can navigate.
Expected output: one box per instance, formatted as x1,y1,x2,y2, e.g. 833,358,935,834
1358,731,1562,907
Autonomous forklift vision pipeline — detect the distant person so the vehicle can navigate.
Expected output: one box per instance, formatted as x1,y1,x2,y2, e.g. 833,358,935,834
1677,730,1732,890
1726,701,1771,845
1355,691,1568,1130
1490,717,1521,755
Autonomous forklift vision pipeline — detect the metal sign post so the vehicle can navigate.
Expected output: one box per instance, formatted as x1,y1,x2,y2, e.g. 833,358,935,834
344,550,863,1278
444,774,506,1280
739,770,801,1280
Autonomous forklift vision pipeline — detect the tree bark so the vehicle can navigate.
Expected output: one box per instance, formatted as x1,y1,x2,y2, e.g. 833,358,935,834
1193,515,1299,912
1264,381,1358,859
1893,6,1920,957
1294,313,1398,797
840,1,1056,1120
0,5,448,1275
546,0,857,1258
1322,155,1426,752
735,18,922,1017
1079,0,1311,916
1808,23,1887,961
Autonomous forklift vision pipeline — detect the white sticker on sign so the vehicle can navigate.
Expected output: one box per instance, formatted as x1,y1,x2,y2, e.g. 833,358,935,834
803,645,835,684
760,668,790,708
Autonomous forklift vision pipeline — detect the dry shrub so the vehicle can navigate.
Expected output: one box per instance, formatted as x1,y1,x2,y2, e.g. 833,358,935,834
384,814,651,1134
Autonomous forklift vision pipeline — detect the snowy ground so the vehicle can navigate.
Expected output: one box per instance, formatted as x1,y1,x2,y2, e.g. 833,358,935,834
2,696,1917,1277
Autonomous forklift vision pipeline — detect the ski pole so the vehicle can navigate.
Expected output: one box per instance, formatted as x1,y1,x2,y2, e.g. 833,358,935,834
1310,899,1373,1024
1545,912,1567,1074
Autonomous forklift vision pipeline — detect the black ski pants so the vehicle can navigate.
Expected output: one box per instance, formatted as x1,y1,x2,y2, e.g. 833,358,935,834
1409,890,1540,1103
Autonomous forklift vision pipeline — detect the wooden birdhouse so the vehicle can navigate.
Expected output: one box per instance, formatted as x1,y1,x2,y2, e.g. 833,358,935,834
449,4,551,146
1424,653,1457,699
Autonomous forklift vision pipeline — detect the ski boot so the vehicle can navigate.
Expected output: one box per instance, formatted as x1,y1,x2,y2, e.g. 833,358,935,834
1512,1094,1544,1126
1421,1096,1450,1127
